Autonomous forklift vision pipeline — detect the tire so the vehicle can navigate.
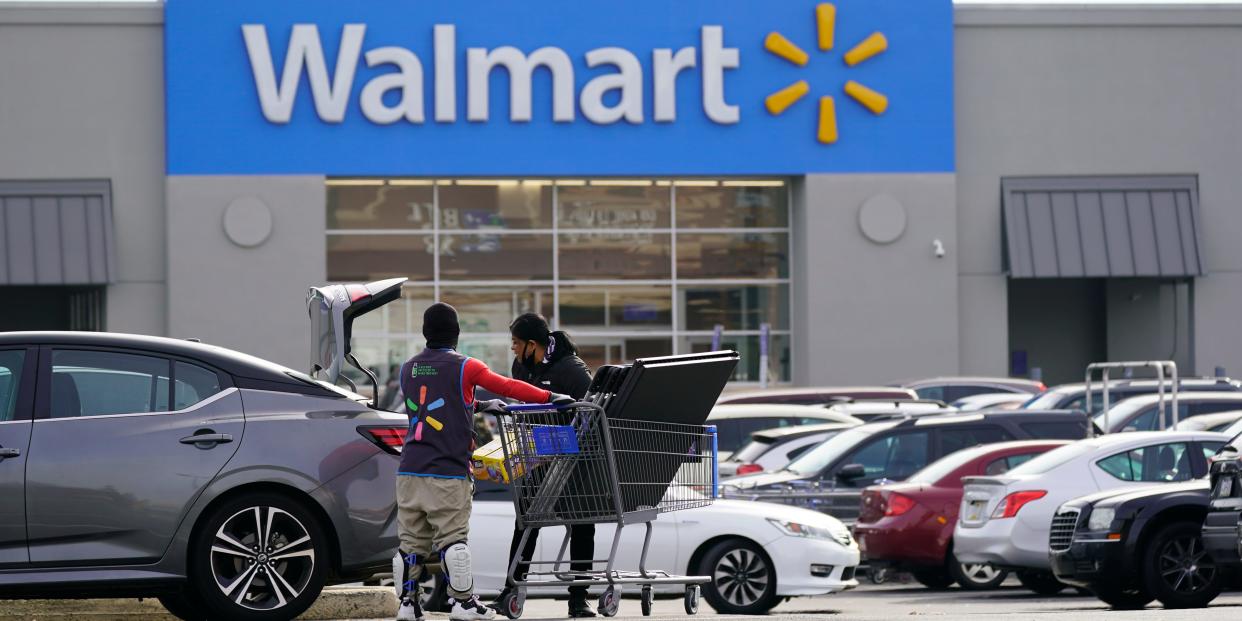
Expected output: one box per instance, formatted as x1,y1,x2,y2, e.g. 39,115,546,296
1141,521,1223,609
640,586,653,617
1091,584,1154,610
598,586,620,618
684,585,700,615
696,539,779,615
1017,570,1067,596
158,589,209,621
948,554,1008,591
911,567,955,590
188,492,329,621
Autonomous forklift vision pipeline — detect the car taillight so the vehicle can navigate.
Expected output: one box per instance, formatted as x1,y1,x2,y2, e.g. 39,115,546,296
736,463,764,476
1035,382,1047,392
992,490,1047,519
884,492,916,516
359,426,406,455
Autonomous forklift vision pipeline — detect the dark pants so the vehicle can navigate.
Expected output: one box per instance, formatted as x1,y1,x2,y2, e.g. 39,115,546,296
509,522,596,597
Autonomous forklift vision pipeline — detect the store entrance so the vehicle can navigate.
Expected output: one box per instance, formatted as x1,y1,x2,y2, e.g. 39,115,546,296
0,286,105,331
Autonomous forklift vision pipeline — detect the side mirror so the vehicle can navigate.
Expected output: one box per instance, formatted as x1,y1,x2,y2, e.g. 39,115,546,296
835,463,866,483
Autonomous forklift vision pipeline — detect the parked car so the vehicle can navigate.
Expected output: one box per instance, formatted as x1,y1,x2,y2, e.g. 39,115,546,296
1022,378,1242,415
720,423,857,478
954,431,1229,595
823,399,954,422
1094,392,1242,433
468,480,860,615
855,440,1069,591
707,404,861,458
1051,481,1218,610
893,376,1046,403
951,393,1030,411
717,386,917,406
1201,435,1242,601
719,410,1091,524
1173,410,1242,432
0,330,406,621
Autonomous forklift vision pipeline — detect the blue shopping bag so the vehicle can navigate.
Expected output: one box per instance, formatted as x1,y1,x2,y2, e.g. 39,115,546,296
532,425,579,455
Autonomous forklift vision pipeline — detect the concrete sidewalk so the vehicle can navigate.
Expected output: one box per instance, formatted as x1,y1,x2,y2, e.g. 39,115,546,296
0,586,397,621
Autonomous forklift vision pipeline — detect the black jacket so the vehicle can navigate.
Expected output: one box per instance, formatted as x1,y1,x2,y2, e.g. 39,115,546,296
511,350,592,399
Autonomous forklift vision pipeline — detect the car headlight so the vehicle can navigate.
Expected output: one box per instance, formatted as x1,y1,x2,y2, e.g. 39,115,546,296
1087,507,1116,532
767,518,853,546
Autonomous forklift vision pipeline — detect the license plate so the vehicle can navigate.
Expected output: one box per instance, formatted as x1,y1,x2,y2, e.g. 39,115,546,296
965,501,986,522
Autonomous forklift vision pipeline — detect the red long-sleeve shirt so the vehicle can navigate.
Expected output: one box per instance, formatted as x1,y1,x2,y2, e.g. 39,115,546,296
460,357,551,404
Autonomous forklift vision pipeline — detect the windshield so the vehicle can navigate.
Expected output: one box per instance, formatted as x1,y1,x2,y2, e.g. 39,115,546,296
729,438,776,463
1006,441,1096,476
1091,398,1154,431
907,445,992,484
783,425,891,476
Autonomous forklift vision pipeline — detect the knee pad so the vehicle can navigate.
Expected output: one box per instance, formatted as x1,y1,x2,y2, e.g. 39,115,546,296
440,541,473,593
394,550,422,599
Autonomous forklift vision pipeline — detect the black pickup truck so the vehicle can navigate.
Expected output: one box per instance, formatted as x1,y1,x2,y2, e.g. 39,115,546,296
1202,441,1242,587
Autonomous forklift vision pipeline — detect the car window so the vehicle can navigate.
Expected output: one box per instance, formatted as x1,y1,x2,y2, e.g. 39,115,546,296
730,438,775,463
1096,443,1193,482
715,418,786,453
51,350,171,418
942,386,999,403
984,451,1043,476
1019,421,1087,440
915,386,945,401
834,430,930,487
0,350,25,422
1193,402,1242,417
938,426,1013,455
1203,442,1226,459
174,361,223,410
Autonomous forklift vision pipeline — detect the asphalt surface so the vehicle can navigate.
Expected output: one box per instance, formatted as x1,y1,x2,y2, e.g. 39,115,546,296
359,580,1242,620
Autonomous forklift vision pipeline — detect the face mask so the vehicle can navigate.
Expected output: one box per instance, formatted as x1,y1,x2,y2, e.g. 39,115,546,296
519,342,541,372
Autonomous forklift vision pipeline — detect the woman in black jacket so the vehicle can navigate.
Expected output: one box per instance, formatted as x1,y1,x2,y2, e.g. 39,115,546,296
498,313,596,617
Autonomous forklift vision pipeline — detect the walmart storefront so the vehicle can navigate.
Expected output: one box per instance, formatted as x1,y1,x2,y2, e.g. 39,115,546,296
5,0,1240,386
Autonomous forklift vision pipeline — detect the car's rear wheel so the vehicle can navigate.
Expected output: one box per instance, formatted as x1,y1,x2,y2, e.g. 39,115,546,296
948,553,1008,590
189,493,329,621
1141,521,1222,609
1016,570,1067,595
911,567,955,590
1091,583,1153,610
697,539,779,615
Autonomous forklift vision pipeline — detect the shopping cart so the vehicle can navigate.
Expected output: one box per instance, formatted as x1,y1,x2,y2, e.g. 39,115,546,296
496,401,718,618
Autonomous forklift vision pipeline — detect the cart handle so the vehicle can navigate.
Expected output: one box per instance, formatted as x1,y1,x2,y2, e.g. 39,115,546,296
504,402,572,413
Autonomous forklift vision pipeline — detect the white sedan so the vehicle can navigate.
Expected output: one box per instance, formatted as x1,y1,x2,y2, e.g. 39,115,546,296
469,481,860,615
953,431,1229,593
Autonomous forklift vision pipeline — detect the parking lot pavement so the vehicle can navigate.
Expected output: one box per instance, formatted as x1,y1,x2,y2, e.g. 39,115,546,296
351,583,1242,621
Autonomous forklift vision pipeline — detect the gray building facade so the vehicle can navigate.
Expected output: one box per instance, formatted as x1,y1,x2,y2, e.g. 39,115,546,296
2,2,1238,388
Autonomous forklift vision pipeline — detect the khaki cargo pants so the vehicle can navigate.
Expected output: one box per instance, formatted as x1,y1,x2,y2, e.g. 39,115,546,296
396,475,475,598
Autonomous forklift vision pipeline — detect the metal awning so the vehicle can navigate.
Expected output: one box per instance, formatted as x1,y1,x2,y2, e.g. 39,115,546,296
0,181,116,285
1002,176,1205,279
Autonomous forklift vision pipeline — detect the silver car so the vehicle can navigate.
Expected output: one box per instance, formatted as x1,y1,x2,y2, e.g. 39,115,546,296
0,280,408,621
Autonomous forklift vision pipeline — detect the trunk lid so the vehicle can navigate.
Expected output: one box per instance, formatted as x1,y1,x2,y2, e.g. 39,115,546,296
958,475,1017,528
307,277,406,403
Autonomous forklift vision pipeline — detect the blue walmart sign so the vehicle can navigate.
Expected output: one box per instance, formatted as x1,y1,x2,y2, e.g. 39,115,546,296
165,0,953,175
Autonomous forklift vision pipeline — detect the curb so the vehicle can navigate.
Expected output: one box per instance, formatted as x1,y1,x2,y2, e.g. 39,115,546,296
0,586,397,621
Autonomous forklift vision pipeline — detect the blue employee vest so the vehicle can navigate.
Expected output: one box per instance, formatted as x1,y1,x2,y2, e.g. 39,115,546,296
397,348,474,479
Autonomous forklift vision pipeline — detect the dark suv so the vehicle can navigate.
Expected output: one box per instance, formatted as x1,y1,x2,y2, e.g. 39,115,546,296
719,410,1092,524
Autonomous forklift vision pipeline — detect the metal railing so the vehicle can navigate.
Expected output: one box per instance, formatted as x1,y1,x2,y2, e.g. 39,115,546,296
1086,360,1178,437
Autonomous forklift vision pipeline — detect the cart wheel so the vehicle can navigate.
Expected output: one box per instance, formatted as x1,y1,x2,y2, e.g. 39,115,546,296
599,586,621,618
684,585,700,615
500,588,525,619
640,586,654,617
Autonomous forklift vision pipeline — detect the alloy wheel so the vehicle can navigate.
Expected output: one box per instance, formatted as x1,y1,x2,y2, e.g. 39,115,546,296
712,548,771,608
209,506,317,611
960,563,1002,584
1157,536,1216,594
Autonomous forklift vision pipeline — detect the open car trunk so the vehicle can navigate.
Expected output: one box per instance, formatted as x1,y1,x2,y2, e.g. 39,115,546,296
307,277,406,403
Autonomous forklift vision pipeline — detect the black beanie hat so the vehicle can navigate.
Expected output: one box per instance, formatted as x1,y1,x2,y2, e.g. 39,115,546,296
423,303,460,349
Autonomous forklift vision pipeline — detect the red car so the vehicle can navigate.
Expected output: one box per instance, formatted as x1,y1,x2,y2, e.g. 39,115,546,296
854,440,1070,590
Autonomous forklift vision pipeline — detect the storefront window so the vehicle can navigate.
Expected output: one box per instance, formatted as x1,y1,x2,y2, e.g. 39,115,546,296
327,178,792,390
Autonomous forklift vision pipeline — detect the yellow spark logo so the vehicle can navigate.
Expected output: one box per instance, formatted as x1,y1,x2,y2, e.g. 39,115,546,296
763,3,888,144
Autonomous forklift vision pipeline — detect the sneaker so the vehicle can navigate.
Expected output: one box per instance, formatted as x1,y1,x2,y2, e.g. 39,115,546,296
396,597,424,621
450,596,497,621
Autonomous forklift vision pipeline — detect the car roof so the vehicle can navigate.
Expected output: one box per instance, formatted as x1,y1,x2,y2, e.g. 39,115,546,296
0,330,312,386
1108,391,1242,407
907,408,1083,427
826,400,950,414
1173,410,1242,430
749,422,860,441
708,404,855,419
1045,378,1241,394
895,376,1045,388
718,386,918,402
1074,430,1231,450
